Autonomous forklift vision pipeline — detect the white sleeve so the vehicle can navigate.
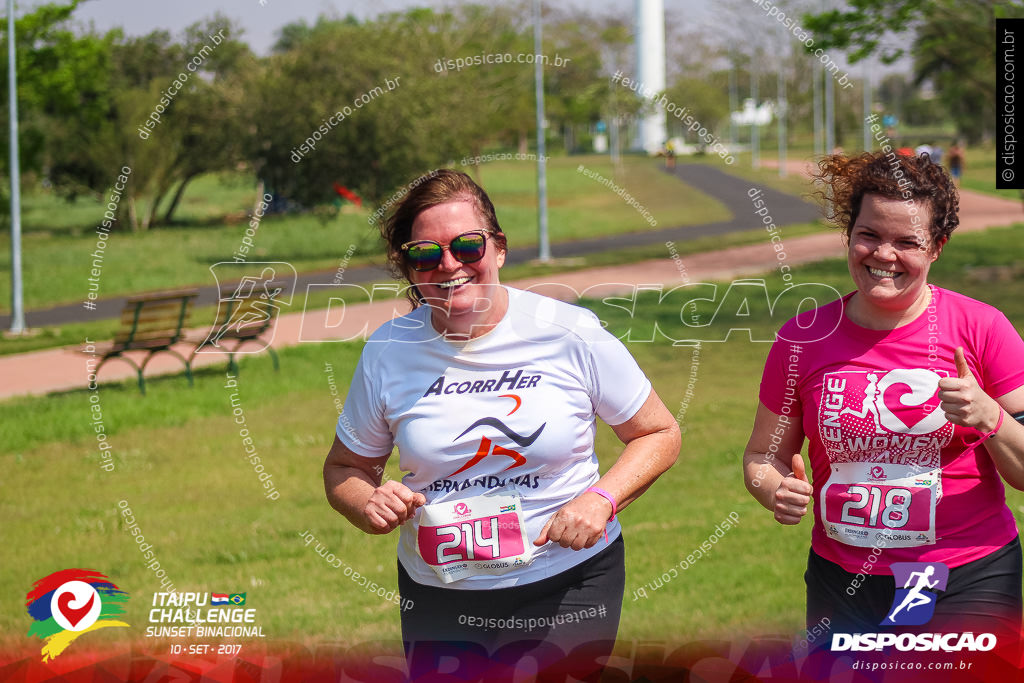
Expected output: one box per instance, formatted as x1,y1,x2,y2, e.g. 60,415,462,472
335,350,394,457
579,312,652,425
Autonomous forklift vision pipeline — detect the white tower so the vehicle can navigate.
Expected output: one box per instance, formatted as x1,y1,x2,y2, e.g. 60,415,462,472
633,0,667,154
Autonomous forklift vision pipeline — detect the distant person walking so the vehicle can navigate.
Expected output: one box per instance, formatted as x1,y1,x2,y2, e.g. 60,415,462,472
664,139,676,169
947,141,965,187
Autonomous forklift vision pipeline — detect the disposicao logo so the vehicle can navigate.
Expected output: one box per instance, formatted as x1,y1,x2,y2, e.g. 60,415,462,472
25,569,130,661
883,562,948,626
830,561,994,653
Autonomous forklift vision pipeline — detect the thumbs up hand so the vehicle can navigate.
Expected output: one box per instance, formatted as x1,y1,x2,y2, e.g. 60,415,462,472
938,347,1003,432
773,453,813,525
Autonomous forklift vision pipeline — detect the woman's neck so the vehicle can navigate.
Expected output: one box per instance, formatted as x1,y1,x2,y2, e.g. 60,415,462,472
846,285,932,330
429,286,509,340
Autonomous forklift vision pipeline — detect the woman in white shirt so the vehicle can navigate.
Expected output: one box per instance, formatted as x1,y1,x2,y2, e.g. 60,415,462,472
323,169,680,679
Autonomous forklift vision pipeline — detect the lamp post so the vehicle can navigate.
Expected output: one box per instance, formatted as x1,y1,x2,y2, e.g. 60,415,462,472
533,0,550,262
7,0,24,334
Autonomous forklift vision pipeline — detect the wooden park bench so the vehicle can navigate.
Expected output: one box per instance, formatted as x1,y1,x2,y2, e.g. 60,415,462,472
188,285,281,375
92,289,199,394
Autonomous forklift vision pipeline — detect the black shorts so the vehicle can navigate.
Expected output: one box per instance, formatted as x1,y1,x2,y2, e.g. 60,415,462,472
398,534,624,681
805,536,1023,644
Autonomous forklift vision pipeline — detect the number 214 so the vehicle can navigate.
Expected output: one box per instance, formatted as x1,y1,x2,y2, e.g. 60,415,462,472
435,518,501,563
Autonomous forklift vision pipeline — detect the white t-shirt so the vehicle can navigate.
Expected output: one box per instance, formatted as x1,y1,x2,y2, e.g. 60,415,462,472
336,286,652,589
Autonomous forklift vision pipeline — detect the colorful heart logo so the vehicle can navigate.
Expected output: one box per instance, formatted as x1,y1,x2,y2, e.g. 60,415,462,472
26,569,130,662
49,581,101,632
56,591,95,628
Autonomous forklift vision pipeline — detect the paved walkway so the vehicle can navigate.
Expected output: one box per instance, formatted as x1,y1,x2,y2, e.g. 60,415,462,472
1,170,1019,401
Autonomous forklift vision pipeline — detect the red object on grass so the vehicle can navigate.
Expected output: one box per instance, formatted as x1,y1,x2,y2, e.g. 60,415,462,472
333,183,362,207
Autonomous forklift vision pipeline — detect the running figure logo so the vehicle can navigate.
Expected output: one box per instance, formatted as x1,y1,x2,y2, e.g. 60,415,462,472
883,562,949,626
208,267,283,347
445,394,546,477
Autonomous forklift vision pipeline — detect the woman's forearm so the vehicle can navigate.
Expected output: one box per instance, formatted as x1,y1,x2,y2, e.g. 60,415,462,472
743,450,788,511
593,425,680,513
983,412,1024,491
324,464,379,533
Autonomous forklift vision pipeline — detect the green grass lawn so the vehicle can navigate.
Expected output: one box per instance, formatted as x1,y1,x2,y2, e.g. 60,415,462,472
959,145,1021,200
3,223,1024,654
0,155,730,317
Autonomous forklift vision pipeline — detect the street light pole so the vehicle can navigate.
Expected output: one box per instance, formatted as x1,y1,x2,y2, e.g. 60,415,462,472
533,0,550,262
7,0,24,334
777,23,787,178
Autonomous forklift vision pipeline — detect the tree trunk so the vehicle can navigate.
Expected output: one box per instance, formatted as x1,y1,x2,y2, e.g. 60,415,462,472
113,198,131,233
518,131,528,155
145,188,167,230
252,178,266,217
146,173,179,229
162,174,197,224
127,195,140,232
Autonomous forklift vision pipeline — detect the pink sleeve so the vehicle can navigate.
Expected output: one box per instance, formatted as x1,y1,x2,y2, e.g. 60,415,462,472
978,311,1024,399
758,328,803,415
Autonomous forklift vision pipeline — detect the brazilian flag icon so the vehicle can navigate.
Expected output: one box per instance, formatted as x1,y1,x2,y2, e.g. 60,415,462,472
229,593,246,606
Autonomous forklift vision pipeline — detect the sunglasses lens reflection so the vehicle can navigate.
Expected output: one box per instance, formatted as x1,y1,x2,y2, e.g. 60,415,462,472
406,243,443,271
404,232,488,271
450,233,486,263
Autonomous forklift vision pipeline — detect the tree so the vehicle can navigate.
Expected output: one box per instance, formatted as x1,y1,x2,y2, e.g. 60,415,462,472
803,0,1024,142
663,76,729,143
0,1,110,191
542,8,617,154
248,6,550,211
44,16,252,230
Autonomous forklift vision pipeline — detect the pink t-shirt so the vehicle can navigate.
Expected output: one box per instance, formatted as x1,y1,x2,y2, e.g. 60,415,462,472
759,286,1024,573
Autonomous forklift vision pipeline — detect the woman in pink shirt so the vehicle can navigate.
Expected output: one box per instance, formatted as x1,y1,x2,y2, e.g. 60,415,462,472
743,151,1024,646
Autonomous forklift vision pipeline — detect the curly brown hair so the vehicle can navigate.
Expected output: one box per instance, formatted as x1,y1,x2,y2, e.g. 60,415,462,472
380,169,507,307
812,151,959,246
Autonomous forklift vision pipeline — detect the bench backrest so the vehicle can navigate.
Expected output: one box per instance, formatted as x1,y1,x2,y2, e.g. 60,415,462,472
209,288,281,340
114,290,198,348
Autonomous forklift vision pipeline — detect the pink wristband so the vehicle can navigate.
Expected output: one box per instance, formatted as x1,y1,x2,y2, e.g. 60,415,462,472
586,486,617,544
586,486,617,520
961,410,1005,458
